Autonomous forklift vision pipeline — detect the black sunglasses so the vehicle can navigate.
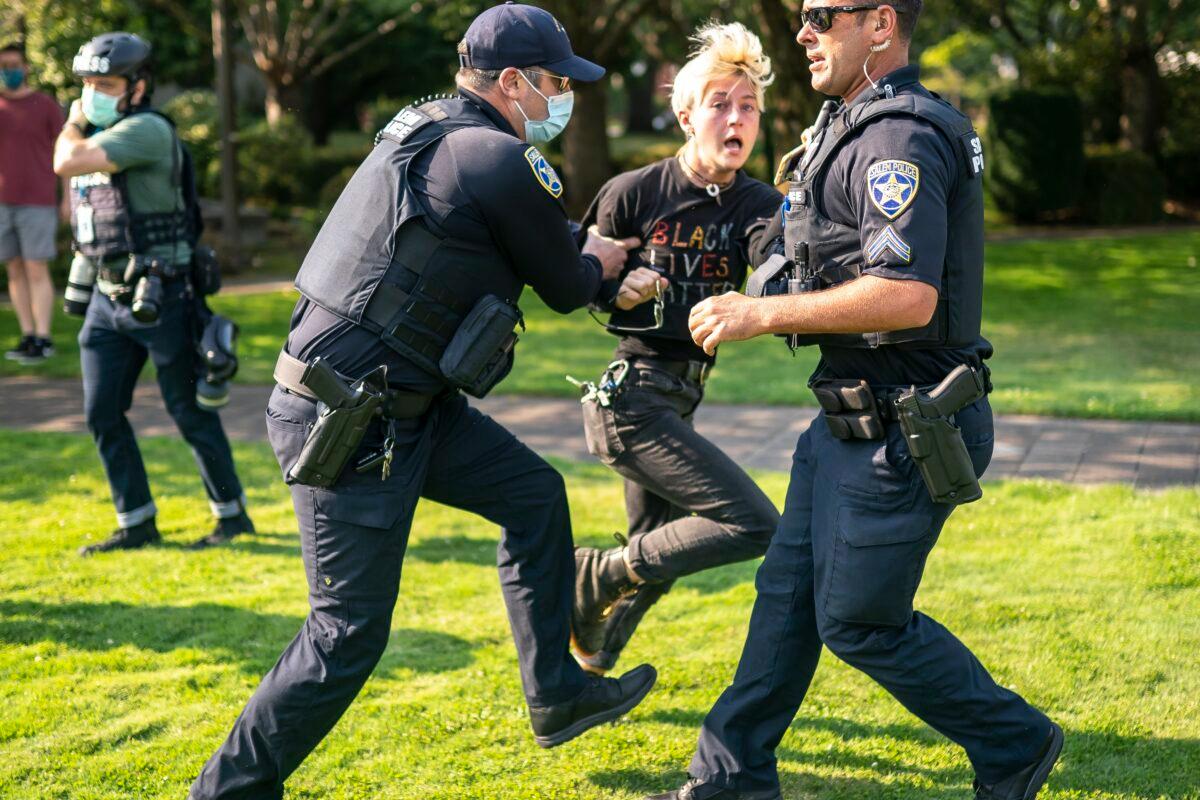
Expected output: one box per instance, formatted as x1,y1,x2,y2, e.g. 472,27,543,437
801,4,880,33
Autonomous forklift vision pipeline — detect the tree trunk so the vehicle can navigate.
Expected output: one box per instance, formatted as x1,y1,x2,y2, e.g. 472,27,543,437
1119,46,1165,159
562,78,612,218
263,77,302,126
755,0,823,153
625,60,658,133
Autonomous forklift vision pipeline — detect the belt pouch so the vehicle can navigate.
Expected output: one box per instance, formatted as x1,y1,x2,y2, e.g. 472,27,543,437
811,378,884,440
439,294,523,399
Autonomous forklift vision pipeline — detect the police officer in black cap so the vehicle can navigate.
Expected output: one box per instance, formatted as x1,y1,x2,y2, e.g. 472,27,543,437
189,4,661,797
54,32,253,555
646,2,1062,799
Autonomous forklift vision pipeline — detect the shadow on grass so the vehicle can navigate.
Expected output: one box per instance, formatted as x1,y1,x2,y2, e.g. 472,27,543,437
0,599,475,676
625,712,1200,799
406,535,497,567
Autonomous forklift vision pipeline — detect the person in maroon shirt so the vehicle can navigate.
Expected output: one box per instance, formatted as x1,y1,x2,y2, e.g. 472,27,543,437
0,43,67,364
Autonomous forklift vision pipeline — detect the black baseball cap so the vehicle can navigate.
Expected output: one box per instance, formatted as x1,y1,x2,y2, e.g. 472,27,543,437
459,2,605,82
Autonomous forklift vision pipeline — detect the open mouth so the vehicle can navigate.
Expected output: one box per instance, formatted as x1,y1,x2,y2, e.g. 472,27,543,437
808,53,826,70
723,136,744,155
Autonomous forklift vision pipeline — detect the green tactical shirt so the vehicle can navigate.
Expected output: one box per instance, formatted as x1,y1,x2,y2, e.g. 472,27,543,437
89,111,192,266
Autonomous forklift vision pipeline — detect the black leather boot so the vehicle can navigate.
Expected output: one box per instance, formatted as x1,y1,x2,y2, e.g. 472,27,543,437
572,545,639,658
574,579,674,675
78,519,161,556
190,510,256,549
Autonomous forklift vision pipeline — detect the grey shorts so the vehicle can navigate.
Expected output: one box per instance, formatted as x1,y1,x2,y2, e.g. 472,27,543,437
0,203,59,262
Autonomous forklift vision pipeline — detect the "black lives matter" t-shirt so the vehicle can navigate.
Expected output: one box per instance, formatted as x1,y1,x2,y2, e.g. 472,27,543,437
581,157,782,364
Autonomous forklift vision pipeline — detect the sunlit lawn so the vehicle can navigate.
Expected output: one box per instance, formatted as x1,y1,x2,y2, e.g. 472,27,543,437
0,428,1198,799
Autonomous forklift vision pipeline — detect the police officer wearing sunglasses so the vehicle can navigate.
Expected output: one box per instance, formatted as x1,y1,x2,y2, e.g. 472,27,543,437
647,3,1063,799
189,4,660,797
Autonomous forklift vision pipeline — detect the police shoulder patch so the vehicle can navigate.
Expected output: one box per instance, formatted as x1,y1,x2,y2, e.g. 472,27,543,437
524,147,563,198
866,159,920,220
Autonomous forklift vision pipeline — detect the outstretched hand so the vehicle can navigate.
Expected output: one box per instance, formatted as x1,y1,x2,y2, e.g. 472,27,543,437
584,225,641,281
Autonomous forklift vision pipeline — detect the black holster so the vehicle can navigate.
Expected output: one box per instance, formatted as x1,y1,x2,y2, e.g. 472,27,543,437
285,358,387,487
895,364,987,505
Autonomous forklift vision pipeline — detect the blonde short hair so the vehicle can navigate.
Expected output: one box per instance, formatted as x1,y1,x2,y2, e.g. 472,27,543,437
670,22,774,118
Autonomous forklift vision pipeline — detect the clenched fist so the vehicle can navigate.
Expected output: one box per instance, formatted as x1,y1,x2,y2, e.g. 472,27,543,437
615,267,668,311
688,292,764,355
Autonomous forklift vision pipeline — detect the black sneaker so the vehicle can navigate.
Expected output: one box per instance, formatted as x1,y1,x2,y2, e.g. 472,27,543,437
645,778,782,800
190,510,255,549
529,663,657,748
17,338,54,365
974,722,1064,800
4,335,33,361
79,519,161,556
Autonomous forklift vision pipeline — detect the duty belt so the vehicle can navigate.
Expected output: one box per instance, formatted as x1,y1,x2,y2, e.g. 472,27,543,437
629,357,710,385
273,350,435,419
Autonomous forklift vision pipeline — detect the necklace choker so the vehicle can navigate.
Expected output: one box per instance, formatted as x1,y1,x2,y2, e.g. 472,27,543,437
678,153,733,201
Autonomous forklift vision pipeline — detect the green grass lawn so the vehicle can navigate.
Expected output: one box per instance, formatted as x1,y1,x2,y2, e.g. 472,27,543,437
2,231,1197,420
0,428,1198,799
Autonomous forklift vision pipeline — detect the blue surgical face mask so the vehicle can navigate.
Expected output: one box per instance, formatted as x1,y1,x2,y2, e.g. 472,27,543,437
1,67,25,91
82,84,123,128
515,71,573,144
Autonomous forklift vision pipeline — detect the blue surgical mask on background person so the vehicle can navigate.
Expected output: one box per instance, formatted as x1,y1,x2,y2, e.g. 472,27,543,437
1,68,24,91
82,84,122,128
515,71,573,144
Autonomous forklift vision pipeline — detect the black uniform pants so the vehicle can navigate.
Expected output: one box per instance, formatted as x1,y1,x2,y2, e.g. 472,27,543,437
581,363,779,582
78,287,244,527
189,387,588,800
689,398,1053,791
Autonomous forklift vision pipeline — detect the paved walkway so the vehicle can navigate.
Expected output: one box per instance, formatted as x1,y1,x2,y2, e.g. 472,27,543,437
2,376,1197,489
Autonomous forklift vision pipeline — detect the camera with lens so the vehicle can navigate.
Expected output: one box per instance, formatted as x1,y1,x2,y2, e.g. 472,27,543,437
195,313,239,410
124,254,166,323
63,254,98,316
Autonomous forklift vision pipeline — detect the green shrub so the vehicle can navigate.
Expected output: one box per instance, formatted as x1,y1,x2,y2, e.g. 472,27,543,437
318,164,361,209
1161,149,1200,202
986,88,1085,222
214,114,313,212
362,96,407,136
162,89,219,197
1079,146,1165,225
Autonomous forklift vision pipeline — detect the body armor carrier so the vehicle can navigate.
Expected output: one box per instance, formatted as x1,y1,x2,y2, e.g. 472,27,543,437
294,97,524,381
782,91,985,349
69,109,193,261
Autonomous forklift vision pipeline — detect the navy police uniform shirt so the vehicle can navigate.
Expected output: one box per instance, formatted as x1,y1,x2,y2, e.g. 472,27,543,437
778,65,992,386
287,89,602,391
582,157,781,364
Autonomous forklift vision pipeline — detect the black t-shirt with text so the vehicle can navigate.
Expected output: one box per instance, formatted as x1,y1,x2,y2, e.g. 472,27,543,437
581,157,781,364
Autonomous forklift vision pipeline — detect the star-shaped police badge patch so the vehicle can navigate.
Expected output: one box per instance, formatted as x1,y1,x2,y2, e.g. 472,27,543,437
524,147,563,198
867,159,919,219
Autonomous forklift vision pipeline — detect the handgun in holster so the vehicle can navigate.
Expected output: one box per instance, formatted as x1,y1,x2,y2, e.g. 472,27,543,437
287,358,387,487
895,364,987,505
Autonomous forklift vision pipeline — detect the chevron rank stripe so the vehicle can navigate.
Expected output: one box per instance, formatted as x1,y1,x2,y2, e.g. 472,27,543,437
865,225,912,264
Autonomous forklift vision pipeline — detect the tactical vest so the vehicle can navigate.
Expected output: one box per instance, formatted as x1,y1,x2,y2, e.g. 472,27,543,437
294,98,524,380
783,90,986,349
69,109,193,261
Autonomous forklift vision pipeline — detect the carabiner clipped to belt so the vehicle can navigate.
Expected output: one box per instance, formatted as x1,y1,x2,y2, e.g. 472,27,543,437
566,359,630,408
